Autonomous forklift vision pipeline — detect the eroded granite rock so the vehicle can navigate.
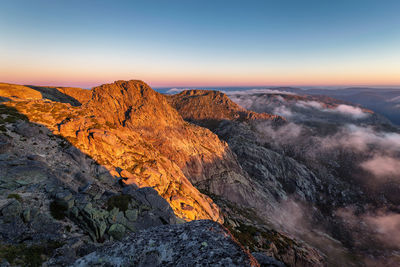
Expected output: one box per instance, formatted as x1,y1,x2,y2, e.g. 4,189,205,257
73,220,259,267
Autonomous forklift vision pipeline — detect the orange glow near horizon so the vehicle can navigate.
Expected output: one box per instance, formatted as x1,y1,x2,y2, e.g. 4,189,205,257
1,0,400,89
2,79,400,89
2,70,400,89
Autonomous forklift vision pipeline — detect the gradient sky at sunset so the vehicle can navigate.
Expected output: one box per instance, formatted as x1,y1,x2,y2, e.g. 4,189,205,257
1,0,400,88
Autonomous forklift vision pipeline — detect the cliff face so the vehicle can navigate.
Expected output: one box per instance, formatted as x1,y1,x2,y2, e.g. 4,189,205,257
170,89,400,266
168,90,284,129
1,81,249,223
88,80,181,128
167,90,329,265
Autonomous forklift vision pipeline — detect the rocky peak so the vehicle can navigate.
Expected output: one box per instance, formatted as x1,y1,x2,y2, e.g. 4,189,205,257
88,80,183,128
167,89,284,129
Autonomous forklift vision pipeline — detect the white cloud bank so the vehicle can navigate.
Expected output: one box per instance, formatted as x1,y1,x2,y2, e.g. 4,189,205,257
225,89,297,95
295,100,369,119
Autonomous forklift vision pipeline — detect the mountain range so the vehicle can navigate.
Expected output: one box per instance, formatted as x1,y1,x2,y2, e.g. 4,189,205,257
0,80,399,266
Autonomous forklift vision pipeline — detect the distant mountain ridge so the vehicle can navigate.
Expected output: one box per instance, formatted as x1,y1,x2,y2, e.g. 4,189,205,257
167,89,284,129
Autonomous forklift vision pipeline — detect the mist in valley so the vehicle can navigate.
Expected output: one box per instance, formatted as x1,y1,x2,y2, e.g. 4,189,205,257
229,91,400,265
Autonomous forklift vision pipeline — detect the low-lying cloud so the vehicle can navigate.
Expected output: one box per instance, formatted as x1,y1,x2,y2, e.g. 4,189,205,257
225,88,296,95
365,212,400,248
253,119,400,183
296,100,369,119
327,104,369,119
230,93,370,120
337,207,400,249
166,88,194,94
322,124,400,152
361,155,400,178
233,92,400,264
273,106,293,117
295,100,324,109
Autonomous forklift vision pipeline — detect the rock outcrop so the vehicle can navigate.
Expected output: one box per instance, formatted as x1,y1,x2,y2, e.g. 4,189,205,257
0,110,181,265
0,82,91,106
168,90,284,129
0,83,42,100
1,81,228,222
73,220,260,267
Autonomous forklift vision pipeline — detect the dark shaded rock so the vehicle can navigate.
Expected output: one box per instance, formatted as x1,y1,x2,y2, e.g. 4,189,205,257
73,220,259,267
108,224,125,240
22,208,31,223
26,154,45,161
0,138,11,154
13,121,40,138
0,161,49,190
123,187,178,226
252,252,286,267
55,190,74,209
1,199,22,223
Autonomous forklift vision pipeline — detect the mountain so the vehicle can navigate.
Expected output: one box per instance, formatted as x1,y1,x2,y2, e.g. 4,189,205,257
167,90,284,129
170,89,400,266
2,80,398,266
1,80,325,267
0,81,264,266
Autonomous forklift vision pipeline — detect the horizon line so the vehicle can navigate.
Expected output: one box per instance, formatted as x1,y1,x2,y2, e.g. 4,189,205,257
2,80,400,90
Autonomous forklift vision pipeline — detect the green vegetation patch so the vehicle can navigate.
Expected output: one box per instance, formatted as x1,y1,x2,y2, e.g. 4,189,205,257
226,222,296,252
0,241,64,267
7,193,22,202
107,194,132,212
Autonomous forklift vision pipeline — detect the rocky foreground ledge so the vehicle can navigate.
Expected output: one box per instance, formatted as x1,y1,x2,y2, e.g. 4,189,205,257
73,220,259,267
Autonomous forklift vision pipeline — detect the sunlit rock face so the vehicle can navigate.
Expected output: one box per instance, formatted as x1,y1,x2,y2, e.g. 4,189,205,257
0,84,261,266
2,80,241,223
168,89,284,129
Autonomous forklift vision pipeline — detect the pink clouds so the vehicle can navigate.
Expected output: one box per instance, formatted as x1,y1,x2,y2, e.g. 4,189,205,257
361,156,400,178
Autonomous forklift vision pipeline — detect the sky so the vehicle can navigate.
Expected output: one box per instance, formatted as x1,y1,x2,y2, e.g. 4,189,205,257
1,0,400,88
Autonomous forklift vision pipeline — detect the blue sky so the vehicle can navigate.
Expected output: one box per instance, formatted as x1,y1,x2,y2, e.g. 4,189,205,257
1,0,399,87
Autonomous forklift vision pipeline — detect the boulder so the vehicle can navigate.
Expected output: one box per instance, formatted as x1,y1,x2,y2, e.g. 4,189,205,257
252,253,285,267
1,199,22,222
108,223,125,240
